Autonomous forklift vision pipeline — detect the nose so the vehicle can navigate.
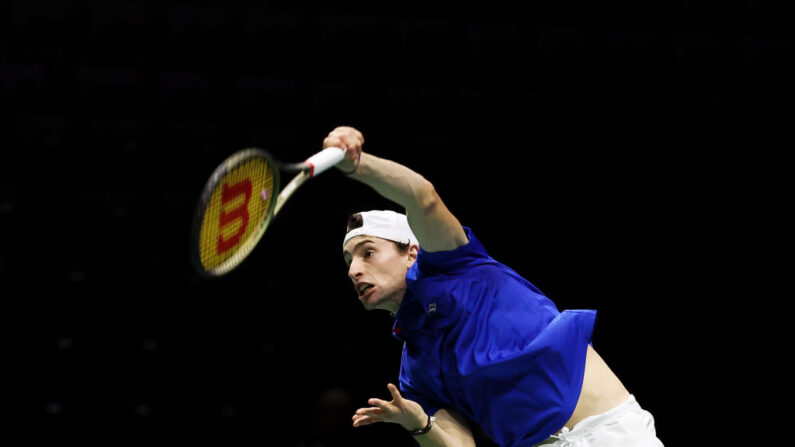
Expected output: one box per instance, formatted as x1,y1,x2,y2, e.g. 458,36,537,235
348,258,363,281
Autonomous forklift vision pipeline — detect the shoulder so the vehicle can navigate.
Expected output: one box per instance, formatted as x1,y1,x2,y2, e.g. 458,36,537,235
414,228,493,274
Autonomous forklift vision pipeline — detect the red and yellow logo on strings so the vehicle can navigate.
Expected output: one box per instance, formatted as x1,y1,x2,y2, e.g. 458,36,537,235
198,158,273,271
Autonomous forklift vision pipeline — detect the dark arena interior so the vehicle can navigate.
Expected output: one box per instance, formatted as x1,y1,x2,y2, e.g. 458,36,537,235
1,1,791,445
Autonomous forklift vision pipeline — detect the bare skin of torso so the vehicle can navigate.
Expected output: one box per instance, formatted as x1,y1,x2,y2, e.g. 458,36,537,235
561,345,631,431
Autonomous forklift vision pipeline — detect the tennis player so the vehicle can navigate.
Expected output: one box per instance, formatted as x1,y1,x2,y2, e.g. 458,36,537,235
327,126,664,447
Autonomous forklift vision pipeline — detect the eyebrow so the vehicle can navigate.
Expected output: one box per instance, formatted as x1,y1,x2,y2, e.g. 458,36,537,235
342,238,376,264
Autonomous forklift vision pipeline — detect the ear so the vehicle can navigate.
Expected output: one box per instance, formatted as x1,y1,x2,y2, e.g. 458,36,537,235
406,244,419,268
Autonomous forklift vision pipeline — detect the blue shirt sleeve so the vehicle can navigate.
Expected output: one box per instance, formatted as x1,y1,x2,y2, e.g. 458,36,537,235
414,227,493,275
398,347,443,417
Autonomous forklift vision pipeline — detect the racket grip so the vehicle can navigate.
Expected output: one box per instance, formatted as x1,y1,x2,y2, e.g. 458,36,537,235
305,147,346,177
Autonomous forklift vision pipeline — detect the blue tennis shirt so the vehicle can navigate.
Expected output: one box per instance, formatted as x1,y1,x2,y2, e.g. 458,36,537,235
392,228,597,446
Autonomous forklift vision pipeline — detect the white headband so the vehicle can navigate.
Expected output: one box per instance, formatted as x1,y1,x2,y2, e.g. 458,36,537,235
343,210,419,249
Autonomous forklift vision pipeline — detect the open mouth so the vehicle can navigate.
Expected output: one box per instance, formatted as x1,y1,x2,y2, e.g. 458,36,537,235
357,283,374,297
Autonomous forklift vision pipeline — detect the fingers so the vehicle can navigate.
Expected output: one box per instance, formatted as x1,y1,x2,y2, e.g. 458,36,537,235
354,407,385,418
367,397,393,411
333,126,364,144
352,414,369,427
352,385,406,428
352,414,375,427
387,383,403,402
367,384,403,411
323,126,364,173
351,397,396,427
323,126,364,151
352,407,385,428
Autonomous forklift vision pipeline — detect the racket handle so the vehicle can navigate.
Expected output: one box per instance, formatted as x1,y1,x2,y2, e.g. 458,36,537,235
305,147,346,177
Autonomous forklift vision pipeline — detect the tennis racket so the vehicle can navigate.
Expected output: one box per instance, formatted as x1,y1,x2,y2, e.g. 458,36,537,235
190,146,345,278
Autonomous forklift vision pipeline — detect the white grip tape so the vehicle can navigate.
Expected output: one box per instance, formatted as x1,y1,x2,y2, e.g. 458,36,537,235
305,147,346,177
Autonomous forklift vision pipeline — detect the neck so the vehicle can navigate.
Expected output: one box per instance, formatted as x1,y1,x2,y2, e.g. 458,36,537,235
379,289,404,315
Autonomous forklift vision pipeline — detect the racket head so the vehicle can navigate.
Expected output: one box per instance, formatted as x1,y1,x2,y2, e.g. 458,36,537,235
190,148,280,278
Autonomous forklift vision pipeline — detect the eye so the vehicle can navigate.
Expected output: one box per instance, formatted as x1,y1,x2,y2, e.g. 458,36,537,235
364,250,375,258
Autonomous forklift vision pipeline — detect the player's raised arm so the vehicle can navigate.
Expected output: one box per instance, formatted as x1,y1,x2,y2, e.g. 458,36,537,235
325,126,467,252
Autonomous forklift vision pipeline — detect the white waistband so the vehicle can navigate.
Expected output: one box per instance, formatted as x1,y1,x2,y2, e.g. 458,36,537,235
546,394,640,443
572,394,638,431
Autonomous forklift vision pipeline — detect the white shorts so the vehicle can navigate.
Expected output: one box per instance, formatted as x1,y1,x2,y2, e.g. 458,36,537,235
534,395,664,447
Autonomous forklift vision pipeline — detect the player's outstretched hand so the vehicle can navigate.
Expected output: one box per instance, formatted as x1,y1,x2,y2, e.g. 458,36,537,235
352,383,428,431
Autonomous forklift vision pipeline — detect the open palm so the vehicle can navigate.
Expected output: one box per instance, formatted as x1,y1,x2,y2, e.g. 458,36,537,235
352,383,427,431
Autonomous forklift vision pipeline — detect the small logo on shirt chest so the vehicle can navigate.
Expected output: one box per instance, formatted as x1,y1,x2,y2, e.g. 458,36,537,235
428,303,437,313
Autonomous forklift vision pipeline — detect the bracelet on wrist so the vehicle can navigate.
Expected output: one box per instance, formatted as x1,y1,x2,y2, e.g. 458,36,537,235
408,414,435,436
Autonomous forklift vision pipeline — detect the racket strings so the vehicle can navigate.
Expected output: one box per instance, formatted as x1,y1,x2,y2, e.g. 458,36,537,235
197,155,275,274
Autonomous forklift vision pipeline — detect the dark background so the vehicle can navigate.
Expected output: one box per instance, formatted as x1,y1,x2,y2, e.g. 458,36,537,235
1,1,792,444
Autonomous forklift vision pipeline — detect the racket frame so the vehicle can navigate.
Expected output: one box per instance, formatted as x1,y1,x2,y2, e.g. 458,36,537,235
191,148,284,278
190,146,345,278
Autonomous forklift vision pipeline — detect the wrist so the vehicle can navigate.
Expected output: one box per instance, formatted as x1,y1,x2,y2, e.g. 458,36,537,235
407,414,435,436
337,152,361,175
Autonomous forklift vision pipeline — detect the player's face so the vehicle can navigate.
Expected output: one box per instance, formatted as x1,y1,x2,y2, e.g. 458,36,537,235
343,236,417,313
